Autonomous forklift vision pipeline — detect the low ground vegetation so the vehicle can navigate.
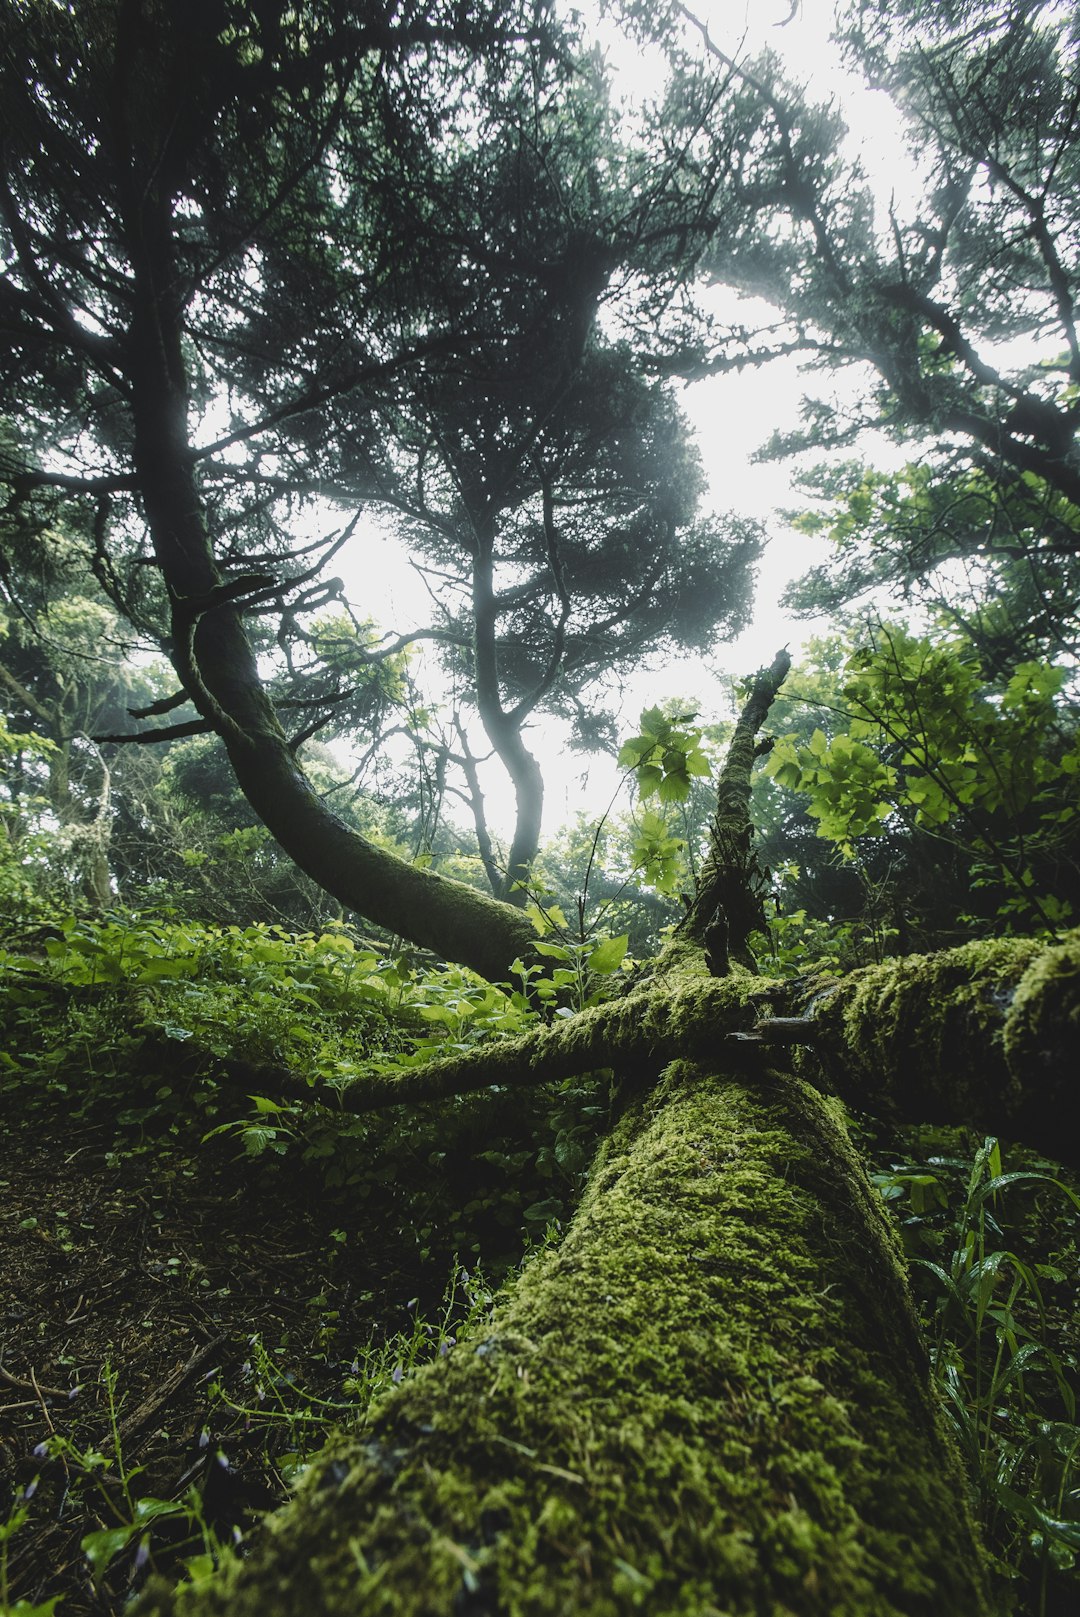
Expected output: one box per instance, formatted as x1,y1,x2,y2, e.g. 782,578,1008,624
1,913,1077,1614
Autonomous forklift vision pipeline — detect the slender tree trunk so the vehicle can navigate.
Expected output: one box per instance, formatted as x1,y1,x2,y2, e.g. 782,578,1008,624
683,647,791,962
472,542,546,903
454,724,510,899
113,195,537,981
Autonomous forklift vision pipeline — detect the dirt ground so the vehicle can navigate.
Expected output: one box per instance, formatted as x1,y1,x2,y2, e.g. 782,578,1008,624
0,1095,434,1615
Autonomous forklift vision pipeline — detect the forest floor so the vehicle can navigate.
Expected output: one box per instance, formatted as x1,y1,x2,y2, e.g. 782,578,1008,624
0,1095,445,1616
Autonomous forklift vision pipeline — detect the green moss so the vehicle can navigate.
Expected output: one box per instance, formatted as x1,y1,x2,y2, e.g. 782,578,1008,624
1001,930,1080,1144
802,932,1080,1164
342,946,761,1114
808,936,1047,1129
143,1054,991,1617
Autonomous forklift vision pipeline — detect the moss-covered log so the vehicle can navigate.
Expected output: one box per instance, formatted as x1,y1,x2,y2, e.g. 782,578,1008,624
131,649,1022,1615
806,931,1080,1162
141,1052,990,1613
205,933,1078,1168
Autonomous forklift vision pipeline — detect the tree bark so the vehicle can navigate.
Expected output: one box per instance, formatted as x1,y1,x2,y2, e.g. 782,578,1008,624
682,647,791,962
803,931,1080,1167
472,542,546,903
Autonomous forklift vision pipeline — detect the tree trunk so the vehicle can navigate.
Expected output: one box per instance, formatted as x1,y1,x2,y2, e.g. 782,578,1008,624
804,931,1080,1167
683,648,791,963
472,543,545,904
137,926,1080,1613
113,194,538,982
141,974,991,1615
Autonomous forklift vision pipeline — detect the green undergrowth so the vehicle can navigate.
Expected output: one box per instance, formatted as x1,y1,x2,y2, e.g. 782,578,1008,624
5,913,1078,1613
870,1127,1080,1614
0,913,614,1260
1,1259,507,1615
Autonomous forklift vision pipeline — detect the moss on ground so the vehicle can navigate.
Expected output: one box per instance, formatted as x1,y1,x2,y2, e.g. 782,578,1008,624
142,1044,991,1616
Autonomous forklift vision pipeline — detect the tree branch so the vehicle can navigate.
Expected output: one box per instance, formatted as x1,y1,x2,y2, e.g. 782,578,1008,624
683,647,791,961
212,971,764,1116
94,717,212,745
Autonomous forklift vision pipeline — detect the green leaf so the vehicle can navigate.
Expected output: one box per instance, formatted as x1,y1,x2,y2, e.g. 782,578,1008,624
617,737,650,767
81,1523,139,1574
587,934,628,974
657,771,690,803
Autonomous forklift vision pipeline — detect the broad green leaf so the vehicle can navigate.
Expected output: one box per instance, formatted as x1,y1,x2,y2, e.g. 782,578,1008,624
81,1523,139,1574
657,770,690,803
587,934,628,973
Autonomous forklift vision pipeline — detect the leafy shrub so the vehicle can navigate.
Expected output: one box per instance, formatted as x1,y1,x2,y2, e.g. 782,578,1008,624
0,911,612,1268
874,1134,1080,1610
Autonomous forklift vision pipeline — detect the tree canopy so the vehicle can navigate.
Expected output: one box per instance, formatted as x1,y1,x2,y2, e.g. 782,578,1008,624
2,4,1080,1614
0,0,770,958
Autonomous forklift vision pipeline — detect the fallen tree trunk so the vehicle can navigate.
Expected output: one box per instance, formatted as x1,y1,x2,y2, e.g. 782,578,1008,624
194,930,1079,1173
134,924,1080,1610
142,1024,991,1615
805,931,1080,1166
131,665,1072,1610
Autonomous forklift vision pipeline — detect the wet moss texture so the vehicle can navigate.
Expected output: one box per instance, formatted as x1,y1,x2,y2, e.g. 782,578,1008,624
807,932,1080,1161
144,1047,991,1614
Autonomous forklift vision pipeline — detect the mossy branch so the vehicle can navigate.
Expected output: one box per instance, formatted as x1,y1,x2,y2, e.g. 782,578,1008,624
223,974,774,1115
301,931,1076,1139
803,931,1080,1165
683,646,791,963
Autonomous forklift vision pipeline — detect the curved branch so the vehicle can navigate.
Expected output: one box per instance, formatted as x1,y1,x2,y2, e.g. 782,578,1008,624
683,647,791,959
208,969,763,1116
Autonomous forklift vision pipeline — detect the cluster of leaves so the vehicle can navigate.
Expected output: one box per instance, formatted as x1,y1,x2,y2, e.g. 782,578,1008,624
612,704,719,898
0,916,410,1136
874,1135,1080,1608
0,714,62,934
617,706,712,804
4,1362,234,1614
513,931,630,1016
749,900,899,980
765,624,1080,933
785,460,1080,670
